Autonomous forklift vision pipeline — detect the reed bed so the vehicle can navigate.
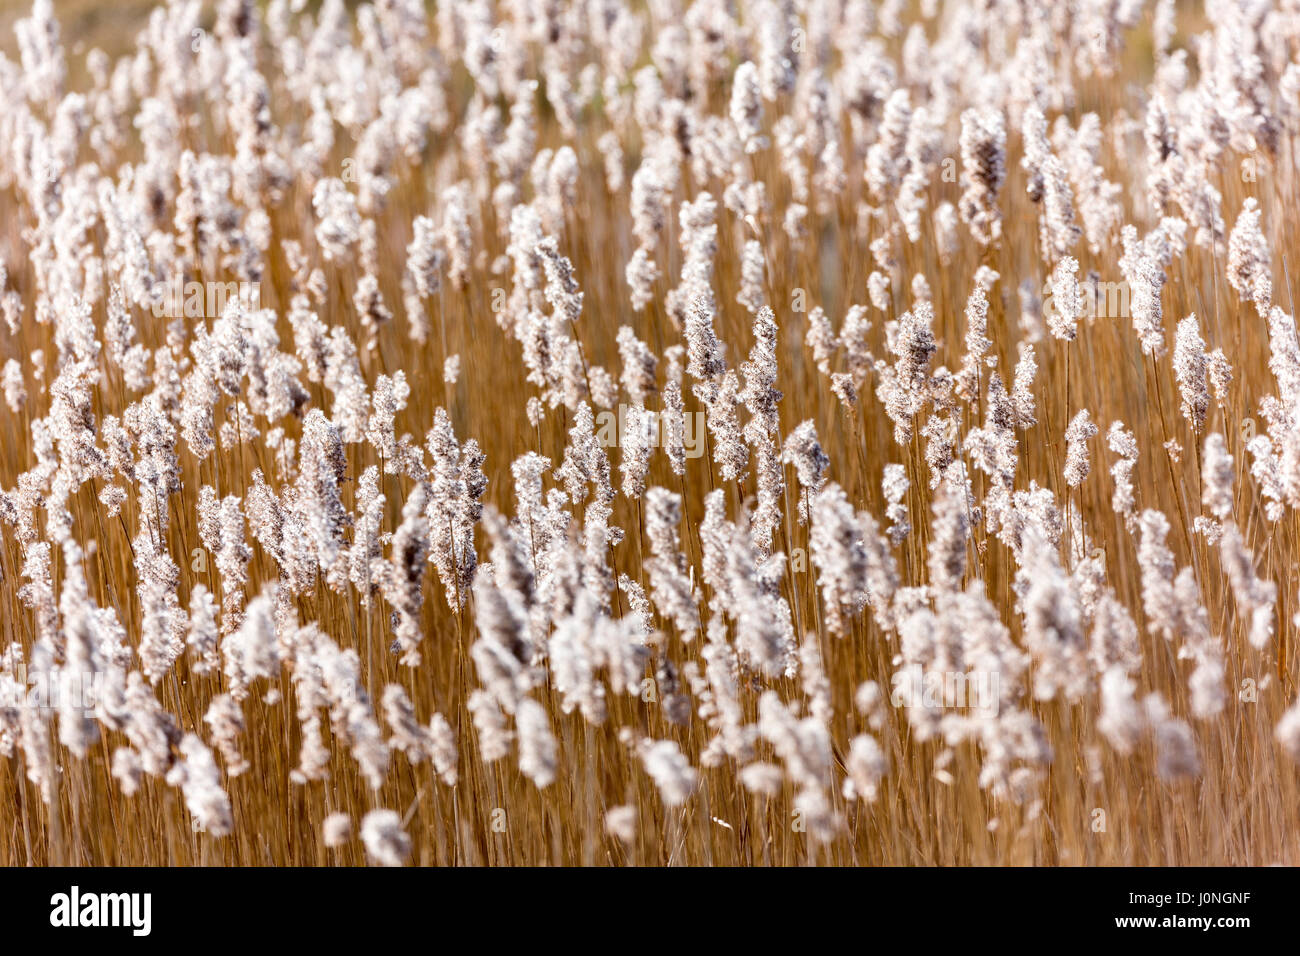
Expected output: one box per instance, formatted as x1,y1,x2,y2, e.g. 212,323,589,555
0,0,1299,866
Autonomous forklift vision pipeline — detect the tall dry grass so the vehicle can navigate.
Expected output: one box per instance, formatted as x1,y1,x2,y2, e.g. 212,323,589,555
0,0,1298,865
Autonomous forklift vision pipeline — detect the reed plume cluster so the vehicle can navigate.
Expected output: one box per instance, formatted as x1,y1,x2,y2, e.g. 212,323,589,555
1,0,1300,866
